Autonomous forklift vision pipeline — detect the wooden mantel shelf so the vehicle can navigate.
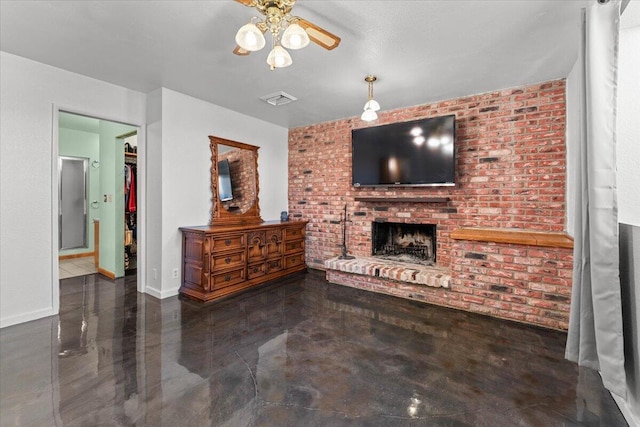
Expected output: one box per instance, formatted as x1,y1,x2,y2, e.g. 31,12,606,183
450,227,574,249
354,197,450,203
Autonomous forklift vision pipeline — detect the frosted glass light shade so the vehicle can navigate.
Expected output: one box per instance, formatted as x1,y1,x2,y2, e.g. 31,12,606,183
266,46,293,68
361,108,378,122
235,23,266,51
363,99,380,112
281,23,310,50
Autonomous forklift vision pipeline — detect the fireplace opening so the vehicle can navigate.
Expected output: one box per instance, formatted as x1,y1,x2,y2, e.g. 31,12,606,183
371,222,436,266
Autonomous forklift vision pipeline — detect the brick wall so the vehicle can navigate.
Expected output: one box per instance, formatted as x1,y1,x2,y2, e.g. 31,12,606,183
288,80,572,330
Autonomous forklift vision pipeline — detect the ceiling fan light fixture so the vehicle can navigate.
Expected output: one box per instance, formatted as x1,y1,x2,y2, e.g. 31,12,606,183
235,22,266,51
233,0,340,69
266,45,292,69
281,22,310,50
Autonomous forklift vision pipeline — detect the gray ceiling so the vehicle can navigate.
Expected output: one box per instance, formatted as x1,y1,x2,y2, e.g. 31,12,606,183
1,0,596,128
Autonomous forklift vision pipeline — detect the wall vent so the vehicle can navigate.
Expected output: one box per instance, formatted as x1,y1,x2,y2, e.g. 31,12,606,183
259,91,297,106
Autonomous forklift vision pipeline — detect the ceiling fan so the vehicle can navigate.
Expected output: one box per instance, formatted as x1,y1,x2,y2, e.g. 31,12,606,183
233,0,341,69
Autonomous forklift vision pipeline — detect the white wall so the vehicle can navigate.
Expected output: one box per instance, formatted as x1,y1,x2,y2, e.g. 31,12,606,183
145,89,164,297
145,88,289,298
0,52,146,327
0,53,289,324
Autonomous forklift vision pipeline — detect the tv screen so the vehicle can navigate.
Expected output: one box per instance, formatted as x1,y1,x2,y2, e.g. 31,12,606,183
218,159,233,201
351,115,456,187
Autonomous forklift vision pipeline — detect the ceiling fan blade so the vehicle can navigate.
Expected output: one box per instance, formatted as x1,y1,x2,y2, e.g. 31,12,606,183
233,45,251,56
297,18,341,50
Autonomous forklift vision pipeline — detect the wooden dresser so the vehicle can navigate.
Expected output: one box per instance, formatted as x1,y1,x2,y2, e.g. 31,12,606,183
179,220,308,302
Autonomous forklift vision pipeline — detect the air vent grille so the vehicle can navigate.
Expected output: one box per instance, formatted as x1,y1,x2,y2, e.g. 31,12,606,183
260,91,297,106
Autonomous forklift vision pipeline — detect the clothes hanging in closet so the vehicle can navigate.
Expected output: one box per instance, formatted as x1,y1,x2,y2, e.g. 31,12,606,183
124,164,136,213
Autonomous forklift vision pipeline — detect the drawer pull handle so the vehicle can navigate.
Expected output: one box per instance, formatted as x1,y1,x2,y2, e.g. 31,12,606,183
253,267,259,273
225,275,231,282
225,257,231,264
225,239,231,246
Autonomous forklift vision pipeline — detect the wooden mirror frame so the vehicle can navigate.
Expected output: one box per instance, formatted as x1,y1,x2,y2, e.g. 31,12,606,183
209,135,263,226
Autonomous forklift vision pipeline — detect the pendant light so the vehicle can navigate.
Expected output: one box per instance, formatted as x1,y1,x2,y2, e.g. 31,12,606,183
361,75,380,122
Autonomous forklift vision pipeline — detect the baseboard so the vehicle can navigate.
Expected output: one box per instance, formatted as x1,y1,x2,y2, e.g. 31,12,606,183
145,285,180,300
612,393,640,427
59,252,94,261
98,267,116,279
0,307,55,328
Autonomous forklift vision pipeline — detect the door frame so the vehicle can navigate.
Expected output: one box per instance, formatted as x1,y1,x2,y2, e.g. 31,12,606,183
52,105,147,313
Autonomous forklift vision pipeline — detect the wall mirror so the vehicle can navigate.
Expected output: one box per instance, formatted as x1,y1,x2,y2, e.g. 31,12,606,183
209,136,262,226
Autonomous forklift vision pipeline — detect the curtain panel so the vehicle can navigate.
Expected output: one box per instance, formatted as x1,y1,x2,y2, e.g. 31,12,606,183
565,0,626,398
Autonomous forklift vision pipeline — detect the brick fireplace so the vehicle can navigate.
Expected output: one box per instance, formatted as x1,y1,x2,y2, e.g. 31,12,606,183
372,222,436,265
288,79,573,330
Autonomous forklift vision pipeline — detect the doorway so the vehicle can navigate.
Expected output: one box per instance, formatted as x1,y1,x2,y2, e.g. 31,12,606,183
56,111,139,280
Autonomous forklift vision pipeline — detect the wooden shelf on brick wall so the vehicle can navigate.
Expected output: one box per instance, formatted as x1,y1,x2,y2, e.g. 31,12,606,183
451,227,574,249
354,197,450,203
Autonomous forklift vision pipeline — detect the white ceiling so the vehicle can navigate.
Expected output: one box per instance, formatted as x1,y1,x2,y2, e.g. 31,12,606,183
0,0,602,128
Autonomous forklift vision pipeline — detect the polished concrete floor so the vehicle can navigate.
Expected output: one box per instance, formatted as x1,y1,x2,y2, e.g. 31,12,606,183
0,271,627,426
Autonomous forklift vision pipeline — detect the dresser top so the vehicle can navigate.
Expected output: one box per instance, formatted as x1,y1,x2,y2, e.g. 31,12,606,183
180,220,308,234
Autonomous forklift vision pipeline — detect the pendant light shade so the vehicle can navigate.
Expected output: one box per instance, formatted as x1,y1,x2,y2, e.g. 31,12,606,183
361,108,378,122
266,45,293,69
235,22,266,51
281,23,310,50
363,99,380,112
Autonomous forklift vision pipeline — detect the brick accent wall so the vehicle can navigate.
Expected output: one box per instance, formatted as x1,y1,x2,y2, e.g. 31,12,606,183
288,80,572,330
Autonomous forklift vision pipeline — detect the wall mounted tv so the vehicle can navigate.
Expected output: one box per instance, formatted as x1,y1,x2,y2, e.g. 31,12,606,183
351,114,456,187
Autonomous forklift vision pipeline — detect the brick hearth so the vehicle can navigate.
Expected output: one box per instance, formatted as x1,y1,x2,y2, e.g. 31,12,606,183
324,256,451,288
289,79,572,330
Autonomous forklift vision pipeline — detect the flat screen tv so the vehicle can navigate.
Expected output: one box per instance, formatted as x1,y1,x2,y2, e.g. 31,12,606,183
351,114,456,187
217,159,233,201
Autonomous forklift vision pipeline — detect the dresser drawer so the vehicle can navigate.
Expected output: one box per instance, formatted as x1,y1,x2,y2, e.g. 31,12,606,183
283,226,305,241
211,251,245,271
247,262,266,280
266,258,283,274
284,239,304,255
211,233,245,253
284,253,305,269
211,268,245,289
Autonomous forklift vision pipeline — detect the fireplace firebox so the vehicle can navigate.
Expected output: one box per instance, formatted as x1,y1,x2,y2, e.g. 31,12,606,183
371,222,436,265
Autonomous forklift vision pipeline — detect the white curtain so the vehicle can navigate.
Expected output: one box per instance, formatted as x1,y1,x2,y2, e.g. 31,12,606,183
565,0,626,398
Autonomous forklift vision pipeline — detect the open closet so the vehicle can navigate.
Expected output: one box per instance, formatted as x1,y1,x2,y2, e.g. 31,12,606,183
124,137,137,272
